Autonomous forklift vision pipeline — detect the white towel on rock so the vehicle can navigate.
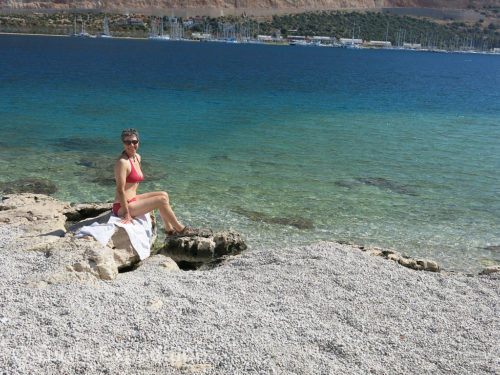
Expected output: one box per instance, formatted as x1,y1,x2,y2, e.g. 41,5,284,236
74,213,152,260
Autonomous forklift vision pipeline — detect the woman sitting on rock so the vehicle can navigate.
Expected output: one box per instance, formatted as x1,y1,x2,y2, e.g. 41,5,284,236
113,128,197,236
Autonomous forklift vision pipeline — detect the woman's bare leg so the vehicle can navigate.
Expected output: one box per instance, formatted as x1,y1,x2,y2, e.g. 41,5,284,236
117,191,184,231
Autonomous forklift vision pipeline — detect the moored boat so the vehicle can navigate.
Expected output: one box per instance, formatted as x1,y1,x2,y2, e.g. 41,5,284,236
148,18,170,41
97,17,113,39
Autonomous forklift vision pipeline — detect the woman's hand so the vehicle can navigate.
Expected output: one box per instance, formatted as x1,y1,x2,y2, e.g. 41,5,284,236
118,212,135,225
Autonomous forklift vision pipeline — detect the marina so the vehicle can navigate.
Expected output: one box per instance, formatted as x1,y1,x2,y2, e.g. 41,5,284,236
63,16,500,54
1,9,498,54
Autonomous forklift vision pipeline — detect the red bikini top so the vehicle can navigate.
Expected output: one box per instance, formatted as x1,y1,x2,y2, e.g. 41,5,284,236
126,157,144,183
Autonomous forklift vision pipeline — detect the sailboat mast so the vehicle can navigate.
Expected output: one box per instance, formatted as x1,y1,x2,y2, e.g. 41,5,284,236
103,17,109,35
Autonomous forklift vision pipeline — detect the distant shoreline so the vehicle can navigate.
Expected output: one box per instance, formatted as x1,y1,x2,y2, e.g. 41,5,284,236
0,31,145,39
0,31,66,37
2,32,499,55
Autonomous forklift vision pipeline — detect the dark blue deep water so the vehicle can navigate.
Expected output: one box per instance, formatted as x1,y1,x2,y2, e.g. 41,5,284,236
1,34,499,271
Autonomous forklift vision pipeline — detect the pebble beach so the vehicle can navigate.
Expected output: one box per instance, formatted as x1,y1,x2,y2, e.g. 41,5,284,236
1,222,499,374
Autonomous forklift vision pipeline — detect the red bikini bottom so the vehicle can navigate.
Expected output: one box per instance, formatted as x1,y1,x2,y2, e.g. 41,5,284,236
112,197,137,216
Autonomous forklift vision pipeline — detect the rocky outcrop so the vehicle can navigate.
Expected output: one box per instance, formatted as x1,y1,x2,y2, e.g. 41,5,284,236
0,193,166,283
66,209,149,271
0,193,69,246
3,193,494,282
159,229,247,268
64,210,161,280
339,241,441,272
479,266,500,276
64,201,113,222
0,193,248,283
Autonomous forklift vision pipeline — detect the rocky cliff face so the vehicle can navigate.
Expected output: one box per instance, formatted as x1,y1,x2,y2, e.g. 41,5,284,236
0,0,485,10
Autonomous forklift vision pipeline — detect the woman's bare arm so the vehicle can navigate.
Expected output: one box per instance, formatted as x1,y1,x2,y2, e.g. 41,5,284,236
114,158,134,224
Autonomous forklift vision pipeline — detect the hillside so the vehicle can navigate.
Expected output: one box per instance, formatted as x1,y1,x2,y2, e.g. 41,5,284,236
1,0,497,11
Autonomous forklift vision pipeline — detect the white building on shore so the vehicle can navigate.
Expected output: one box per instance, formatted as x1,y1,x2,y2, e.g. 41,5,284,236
339,37,363,46
367,40,392,48
257,35,273,42
403,42,422,49
191,32,212,41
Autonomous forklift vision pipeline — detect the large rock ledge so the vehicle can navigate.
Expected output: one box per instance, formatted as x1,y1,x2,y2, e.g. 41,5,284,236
158,229,247,269
0,193,247,285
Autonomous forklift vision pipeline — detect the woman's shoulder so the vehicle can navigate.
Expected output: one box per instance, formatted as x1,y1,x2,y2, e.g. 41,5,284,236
115,154,129,166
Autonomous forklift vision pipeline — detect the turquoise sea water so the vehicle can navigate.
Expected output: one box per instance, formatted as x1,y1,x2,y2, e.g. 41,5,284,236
1,34,499,271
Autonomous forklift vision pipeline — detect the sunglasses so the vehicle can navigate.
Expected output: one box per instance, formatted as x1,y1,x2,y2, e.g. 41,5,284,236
123,140,139,145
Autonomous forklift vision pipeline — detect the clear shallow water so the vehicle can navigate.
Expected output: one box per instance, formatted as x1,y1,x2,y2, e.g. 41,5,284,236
1,34,499,271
